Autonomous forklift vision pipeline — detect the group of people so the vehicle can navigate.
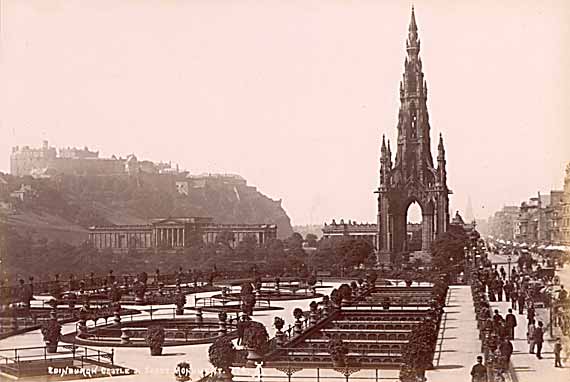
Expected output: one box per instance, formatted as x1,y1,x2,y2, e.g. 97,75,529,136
471,250,567,381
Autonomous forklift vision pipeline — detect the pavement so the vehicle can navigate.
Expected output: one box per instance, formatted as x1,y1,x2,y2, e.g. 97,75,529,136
486,257,570,382
488,299,569,381
425,285,489,382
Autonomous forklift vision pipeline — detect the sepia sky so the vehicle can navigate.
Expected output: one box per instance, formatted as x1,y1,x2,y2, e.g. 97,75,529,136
1,0,569,226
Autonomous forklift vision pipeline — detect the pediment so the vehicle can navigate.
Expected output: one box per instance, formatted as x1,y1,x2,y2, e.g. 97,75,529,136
152,218,186,226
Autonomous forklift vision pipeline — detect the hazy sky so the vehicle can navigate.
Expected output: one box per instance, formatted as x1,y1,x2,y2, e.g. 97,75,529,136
1,0,569,226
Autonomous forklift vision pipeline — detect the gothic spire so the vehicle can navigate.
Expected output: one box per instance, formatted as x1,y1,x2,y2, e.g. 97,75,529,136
437,133,445,160
387,140,393,168
406,5,420,59
409,5,417,34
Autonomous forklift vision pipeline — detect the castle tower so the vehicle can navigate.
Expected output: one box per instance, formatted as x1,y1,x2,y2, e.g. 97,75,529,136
377,7,451,263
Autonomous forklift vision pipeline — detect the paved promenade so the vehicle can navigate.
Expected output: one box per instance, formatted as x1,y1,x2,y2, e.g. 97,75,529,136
426,285,484,382
489,299,570,382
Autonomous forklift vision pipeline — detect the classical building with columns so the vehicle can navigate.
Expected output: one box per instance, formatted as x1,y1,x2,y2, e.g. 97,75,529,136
88,216,277,252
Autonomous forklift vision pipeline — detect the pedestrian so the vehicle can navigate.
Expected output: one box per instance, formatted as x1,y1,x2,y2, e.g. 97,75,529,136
504,280,513,302
527,319,536,353
533,321,544,359
560,285,568,302
527,303,535,324
505,308,517,340
554,338,563,367
500,337,514,367
518,292,525,315
500,266,506,280
497,279,504,301
470,355,488,382
511,288,518,310
488,279,497,302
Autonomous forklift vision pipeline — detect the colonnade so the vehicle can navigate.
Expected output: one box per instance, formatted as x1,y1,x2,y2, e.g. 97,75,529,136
155,227,185,248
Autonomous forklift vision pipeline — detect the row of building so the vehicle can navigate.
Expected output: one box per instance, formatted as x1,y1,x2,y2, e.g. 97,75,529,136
483,163,570,248
10,140,179,177
321,211,474,254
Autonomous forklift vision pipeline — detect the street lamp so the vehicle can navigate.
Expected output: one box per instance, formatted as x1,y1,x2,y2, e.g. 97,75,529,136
549,292,554,337
507,256,512,281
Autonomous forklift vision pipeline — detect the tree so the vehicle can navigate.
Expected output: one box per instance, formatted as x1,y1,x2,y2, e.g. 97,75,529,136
285,232,304,250
235,234,258,261
242,321,269,354
329,236,374,274
305,233,318,248
208,337,236,375
216,230,235,247
400,319,437,381
431,224,469,273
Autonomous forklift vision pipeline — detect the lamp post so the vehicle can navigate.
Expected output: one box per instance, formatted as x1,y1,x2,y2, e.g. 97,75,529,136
549,292,554,337
507,256,512,281
473,246,477,266
450,257,454,283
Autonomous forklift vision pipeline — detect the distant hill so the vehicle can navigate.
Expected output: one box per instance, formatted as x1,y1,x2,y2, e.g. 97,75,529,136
0,173,293,245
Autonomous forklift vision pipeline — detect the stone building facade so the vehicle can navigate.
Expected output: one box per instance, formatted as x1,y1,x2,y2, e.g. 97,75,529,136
10,141,180,177
88,216,277,252
322,220,379,248
488,164,570,249
488,206,519,242
11,141,125,177
321,220,424,253
560,163,570,245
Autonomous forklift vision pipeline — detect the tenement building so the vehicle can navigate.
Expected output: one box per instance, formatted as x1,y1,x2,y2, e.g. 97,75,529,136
560,163,570,245
487,163,570,251
88,217,277,252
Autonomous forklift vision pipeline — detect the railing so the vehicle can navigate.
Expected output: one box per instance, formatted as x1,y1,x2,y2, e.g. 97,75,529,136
274,346,403,361
195,296,272,309
82,323,232,342
0,304,135,337
1,273,326,301
79,306,236,330
342,304,428,311
0,345,114,377
0,308,78,334
0,272,212,303
82,306,180,329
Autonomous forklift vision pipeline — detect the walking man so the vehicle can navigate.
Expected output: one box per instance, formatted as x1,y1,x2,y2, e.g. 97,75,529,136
505,309,517,340
497,278,504,302
518,292,525,315
504,280,513,302
554,338,563,367
500,337,514,367
527,318,536,354
470,355,488,382
533,321,545,359
527,303,535,324
511,288,518,310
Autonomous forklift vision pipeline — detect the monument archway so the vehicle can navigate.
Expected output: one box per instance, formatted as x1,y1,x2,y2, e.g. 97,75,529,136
376,8,450,264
